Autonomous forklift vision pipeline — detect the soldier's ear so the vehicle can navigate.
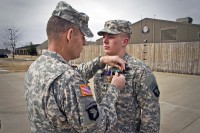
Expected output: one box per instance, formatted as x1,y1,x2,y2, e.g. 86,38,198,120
67,29,73,41
122,38,128,46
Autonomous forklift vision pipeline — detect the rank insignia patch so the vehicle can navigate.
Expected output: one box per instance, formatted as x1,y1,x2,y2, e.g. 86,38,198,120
80,84,93,96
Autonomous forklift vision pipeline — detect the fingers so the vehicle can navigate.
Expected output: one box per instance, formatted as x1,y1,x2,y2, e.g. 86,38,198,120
114,72,125,81
112,57,126,71
111,73,126,90
114,72,119,77
115,63,125,71
118,73,125,81
100,56,126,70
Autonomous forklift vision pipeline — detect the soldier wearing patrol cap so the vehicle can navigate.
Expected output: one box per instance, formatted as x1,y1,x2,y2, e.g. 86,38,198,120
94,20,160,133
24,1,126,133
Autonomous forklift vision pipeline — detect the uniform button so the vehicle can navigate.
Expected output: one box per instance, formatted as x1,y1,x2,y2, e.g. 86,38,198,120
102,84,107,91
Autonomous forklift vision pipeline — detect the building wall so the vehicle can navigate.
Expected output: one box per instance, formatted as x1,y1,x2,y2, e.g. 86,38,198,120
15,48,28,55
15,44,40,55
94,38,102,45
129,18,200,44
36,40,48,55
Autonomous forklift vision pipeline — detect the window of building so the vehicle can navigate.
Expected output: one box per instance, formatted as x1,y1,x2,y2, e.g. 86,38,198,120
198,32,200,38
161,28,177,41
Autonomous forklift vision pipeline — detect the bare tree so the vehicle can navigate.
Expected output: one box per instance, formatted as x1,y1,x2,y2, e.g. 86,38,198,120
1,26,22,59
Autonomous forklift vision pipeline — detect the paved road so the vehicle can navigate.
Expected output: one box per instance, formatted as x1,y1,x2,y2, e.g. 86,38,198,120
0,68,9,73
0,72,29,133
0,72,200,133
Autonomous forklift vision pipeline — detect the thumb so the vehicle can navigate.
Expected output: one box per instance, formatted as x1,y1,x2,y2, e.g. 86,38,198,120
114,72,119,77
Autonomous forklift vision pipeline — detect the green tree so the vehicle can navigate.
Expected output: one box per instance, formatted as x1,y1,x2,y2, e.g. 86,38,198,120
27,42,37,57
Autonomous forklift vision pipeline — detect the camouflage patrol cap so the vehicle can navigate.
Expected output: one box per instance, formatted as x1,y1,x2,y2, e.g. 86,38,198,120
98,20,132,36
52,1,93,38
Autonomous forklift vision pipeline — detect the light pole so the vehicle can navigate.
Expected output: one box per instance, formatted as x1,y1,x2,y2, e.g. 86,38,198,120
8,28,14,58
153,15,156,70
8,29,12,40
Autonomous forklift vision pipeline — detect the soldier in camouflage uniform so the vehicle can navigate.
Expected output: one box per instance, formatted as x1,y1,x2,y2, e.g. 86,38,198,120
24,2,126,133
94,20,160,133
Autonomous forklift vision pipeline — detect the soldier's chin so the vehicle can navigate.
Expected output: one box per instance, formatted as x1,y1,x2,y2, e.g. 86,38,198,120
105,51,114,56
104,50,109,53
72,54,80,60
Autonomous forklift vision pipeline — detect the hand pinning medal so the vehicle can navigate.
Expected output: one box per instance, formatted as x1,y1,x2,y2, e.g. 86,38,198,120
107,64,131,83
107,67,123,83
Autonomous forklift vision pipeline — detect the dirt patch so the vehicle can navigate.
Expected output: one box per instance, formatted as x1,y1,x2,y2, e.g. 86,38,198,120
0,55,38,72
0,61,33,72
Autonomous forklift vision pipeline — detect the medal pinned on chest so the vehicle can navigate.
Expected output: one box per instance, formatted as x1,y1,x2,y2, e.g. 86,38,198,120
107,67,122,83
107,70,112,83
106,64,131,83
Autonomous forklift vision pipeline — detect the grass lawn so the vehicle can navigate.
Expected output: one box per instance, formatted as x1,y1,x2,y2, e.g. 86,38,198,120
0,55,39,72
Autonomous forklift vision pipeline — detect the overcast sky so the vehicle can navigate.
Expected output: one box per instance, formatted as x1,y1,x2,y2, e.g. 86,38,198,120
0,0,200,47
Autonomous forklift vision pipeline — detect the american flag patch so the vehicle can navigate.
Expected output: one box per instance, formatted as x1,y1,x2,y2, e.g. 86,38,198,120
80,84,93,96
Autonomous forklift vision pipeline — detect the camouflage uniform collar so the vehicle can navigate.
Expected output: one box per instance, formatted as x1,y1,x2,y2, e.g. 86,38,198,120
42,50,68,64
122,52,130,62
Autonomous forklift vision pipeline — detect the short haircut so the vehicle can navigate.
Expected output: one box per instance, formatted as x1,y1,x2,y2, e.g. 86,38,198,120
46,16,78,41
121,32,131,39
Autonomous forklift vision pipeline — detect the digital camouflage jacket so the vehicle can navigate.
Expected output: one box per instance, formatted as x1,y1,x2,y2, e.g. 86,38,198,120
24,50,120,133
94,53,160,133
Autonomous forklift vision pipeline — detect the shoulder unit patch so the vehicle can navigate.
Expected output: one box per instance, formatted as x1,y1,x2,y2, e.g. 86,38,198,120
80,84,93,96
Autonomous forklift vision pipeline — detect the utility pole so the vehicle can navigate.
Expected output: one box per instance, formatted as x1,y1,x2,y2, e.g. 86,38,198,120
153,14,156,70
8,28,15,59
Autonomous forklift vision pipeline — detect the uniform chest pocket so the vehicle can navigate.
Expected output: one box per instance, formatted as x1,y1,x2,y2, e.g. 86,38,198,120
94,73,112,104
94,74,103,83
94,74,108,85
124,74,134,85
117,74,137,113
117,74,134,95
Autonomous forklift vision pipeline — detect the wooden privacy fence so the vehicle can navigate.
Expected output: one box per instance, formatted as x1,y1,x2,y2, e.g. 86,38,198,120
72,41,200,75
